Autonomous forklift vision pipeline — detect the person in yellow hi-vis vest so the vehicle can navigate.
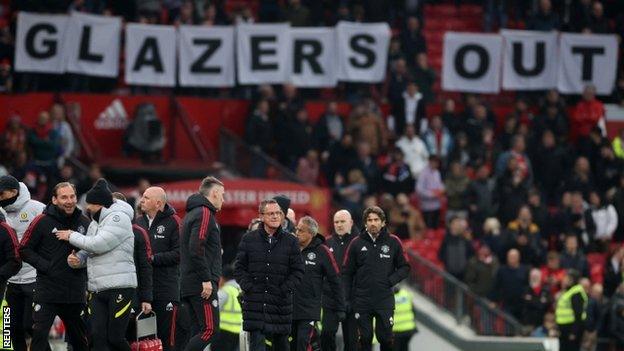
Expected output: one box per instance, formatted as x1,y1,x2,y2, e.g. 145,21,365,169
213,265,242,351
392,287,418,351
555,269,587,351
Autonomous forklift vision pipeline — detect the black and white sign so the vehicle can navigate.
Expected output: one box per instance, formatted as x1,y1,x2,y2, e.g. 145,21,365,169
178,25,235,87
501,30,558,90
558,33,618,95
65,12,121,77
337,21,390,82
289,28,337,87
237,23,291,84
125,23,177,87
15,12,69,73
442,32,503,93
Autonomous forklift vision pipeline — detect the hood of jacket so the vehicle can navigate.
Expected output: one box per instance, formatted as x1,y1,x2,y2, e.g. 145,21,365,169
100,200,134,223
4,182,32,213
44,203,85,225
185,193,216,213
302,234,325,251
359,226,390,243
155,203,176,220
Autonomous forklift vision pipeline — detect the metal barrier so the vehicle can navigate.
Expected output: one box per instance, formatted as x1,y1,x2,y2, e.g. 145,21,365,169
406,249,525,336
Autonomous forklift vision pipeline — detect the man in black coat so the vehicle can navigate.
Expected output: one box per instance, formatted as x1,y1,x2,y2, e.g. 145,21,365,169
322,209,358,351
180,176,224,351
137,186,181,351
0,210,21,296
234,199,305,351
292,216,345,351
19,182,91,351
342,206,410,351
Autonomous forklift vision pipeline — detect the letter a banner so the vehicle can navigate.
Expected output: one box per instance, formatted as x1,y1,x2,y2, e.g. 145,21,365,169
125,23,177,87
501,30,558,90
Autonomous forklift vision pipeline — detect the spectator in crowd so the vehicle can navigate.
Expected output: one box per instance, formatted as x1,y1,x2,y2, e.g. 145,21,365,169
609,283,624,350
495,135,533,183
380,149,414,197
564,157,595,199
472,127,501,170
50,103,75,163
1,115,27,166
541,251,566,296
507,99,534,128
444,161,470,223
416,156,445,229
534,105,569,145
286,108,313,168
395,124,429,178
387,37,405,67
296,149,320,185
521,268,552,329
528,189,549,235
587,1,610,33
335,169,368,223
326,133,357,186
449,132,472,167
466,104,493,145
385,58,412,106
467,164,496,232
589,191,618,251
572,85,605,148
353,141,380,191
556,269,587,351
313,101,344,157
613,175,624,242
503,205,545,266
423,115,453,163
411,53,436,103
464,244,499,297
495,157,530,225
594,144,622,192
245,99,273,177
560,235,590,277
484,0,508,32
605,246,624,298
441,99,463,137
388,193,425,240
583,283,606,351
439,216,474,280
28,111,61,177
492,249,529,320
348,102,387,156
284,0,310,26
390,81,425,138
531,312,558,337
401,16,426,62
527,0,560,31
481,218,504,258
532,130,569,204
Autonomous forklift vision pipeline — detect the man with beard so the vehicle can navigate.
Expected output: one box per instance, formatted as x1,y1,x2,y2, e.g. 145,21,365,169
0,175,45,351
234,199,304,351
342,206,410,351
322,210,358,351
0,210,20,298
137,186,180,351
291,216,345,351
19,182,91,351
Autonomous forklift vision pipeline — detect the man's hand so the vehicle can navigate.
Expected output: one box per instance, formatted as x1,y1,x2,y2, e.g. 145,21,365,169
56,230,72,241
67,250,81,268
141,302,152,314
201,281,213,299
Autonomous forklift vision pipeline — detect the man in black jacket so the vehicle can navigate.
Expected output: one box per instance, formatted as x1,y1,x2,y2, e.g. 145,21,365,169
19,182,91,351
137,186,180,351
322,209,357,351
180,176,224,351
342,206,410,351
234,199,305,351
0,211,21,296
292,216,345,351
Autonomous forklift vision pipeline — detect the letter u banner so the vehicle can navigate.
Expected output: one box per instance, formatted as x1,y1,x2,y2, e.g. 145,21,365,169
501,30,558,91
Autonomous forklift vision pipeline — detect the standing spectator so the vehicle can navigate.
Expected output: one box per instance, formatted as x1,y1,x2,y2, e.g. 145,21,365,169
504,206,545,266
583,283,606,351
50,103,75,163
353,142,380,190
464,244,499,297
444,161,470,222
560,235,590,278
532,130,569,204
326,134,357,186
179,177,225,351
609,283,624,350
411,53,436,103
563,157,595,199
348,103,387,156
416,156,445,229
422,115,453,163
533,105,569,144
449,132,473,167
335,169,368,223
286,108,314,168
395,124,429,178
19,182,91,351
527,0,560,31
245,99,273,177
492,249,529,320
466,104,493,145
495,135,533,183
234,199,305,351
521,269,552,329
389,81,425,138
380,149,414,197
385,58,412,105
401,16,426,62
572,85,605,147
471,127,501,169
439,217,474,280
313,101,344,156
528,189,549,235
0,176,45,351
390,193,426,240
604,246,624,298
296,150,320,185
555,270,587,351
284,0,310,26
586,1,610,33
482,218,504,258
467,164,496,231
0,210,20,303
1,115,27,165
589,191,618,251
484,0,507,31
541,251,566,296
494,157,530,225
441,99,463,137
593,144,623,192
28,111,61,182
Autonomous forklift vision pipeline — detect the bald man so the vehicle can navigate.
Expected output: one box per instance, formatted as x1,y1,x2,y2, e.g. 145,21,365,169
137,187,182,351
321,210,358,351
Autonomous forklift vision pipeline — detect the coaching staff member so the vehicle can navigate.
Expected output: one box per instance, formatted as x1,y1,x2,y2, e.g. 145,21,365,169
0,211,20,297
180,176,225,351
234,199,305,351
342,206,410,351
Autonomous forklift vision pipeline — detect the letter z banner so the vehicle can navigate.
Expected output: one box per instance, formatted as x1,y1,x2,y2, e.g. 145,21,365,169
178,25,235,87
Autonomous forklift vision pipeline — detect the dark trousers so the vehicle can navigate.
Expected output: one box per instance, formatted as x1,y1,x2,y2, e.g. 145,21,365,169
5,282,35,351
392,332,414,351
291,320,315,351
174,301,191,351
213,330,239,351
321,309,357,351
183,294,219,351
91,288,135,351
355,310,394,351
422,210,440,229
31,302,89,351
152,300,179,351
249,331,289,351
559,324,582,351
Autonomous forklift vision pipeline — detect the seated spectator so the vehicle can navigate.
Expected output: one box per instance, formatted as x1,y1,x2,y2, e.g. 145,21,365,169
444,161,470,223
296,150,320,185
380,148,414,197
560,235,590,277
605,246,624,297
527,0,560,31
589,191,618,251
313,100,344,157
492,249,530,320
416,155,445,229
494,157,530,225
503,205,545,265
395,124,429,178
390,81,425,138
464,244,499,297
50,103,75,163
531,312,558,337
532,130,570,205
467,165,496,232
609,283,624,349
411,53,436,103
572,85,605,147
584,283,607,351
541,251,566,296
439,217,474,280
423,115,453,163
521,268,552,329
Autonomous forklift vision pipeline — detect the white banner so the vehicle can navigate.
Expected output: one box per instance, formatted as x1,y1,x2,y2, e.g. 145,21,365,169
65,12,121,77
289,28,337,87
501,30,558,90
237,23,291,84
178,25,235,87
442,32,502,93
15,12,69,73
558,33,618,95
337,21,390,82
125,24,177,87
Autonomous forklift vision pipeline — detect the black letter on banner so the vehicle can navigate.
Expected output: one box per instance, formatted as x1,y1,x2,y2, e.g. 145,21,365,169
79,26,103,63
512,42,545,76
349,34,375,68
572,46,605,81
294,39,323,74
455,45,489,79
132,37,164,72
251,36,278,71
190,38,221,73
25,23,57,59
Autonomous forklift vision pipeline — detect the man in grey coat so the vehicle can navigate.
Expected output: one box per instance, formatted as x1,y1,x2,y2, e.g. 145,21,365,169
56,178,137,351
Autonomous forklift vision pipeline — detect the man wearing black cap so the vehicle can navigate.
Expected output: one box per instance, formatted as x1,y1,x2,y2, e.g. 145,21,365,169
273,194,295,235
19,182,91,351
56,178,137,351
0,175,45,351
0,210,21,298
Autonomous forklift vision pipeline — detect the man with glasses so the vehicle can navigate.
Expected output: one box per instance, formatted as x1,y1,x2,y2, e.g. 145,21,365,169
235,199,304,351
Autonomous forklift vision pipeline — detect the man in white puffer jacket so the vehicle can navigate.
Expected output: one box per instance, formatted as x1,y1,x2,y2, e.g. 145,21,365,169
0,175,45,351
56,178,136,351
